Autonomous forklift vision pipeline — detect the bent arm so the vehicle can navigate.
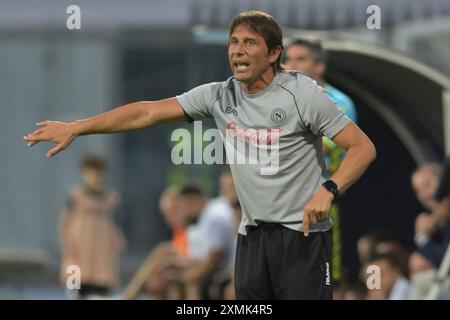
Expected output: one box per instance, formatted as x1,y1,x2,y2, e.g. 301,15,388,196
180,250,223,284
329,122,377,193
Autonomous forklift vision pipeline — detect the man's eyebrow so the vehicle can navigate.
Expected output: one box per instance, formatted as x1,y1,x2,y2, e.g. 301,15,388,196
229,36,257,41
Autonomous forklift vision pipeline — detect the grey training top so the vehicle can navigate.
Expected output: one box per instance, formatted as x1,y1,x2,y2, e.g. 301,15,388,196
176,71,351,235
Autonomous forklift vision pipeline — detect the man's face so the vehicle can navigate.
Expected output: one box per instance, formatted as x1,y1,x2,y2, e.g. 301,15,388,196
357,237,372,263
179,194,204,222
374,259,398,292
284,45,324,80
160,194,184,229
411,169,439,210
82,167,104,191
228,25,279,83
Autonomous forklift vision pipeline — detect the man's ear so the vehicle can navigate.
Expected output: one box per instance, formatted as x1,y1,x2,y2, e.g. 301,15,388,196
269,46,283,64
316,62,327,77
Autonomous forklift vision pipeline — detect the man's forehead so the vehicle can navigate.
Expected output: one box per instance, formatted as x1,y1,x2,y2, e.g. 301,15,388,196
287,45,311,55
230,25,261,39
414,169,437,180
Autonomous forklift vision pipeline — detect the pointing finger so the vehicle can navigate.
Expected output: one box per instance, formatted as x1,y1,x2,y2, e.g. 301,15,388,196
303,212,310,237
47,143,64,158
28,141,39,147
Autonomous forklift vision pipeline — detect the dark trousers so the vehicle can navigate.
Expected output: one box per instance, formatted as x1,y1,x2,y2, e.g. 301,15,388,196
234,223,333,300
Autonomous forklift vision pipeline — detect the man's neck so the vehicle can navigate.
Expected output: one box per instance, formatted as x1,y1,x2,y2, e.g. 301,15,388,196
242,68,276,94
83,184,104,196
317,77,326,87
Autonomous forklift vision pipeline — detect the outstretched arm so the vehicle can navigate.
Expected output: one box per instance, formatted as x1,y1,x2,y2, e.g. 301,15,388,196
24,98,186,157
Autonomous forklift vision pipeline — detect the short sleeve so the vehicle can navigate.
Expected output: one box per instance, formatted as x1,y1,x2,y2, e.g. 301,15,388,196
343,99,357,123
176,82,220,121
301,79,352,139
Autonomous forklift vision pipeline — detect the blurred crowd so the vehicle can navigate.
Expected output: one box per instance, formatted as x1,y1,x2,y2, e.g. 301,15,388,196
335,158,450,300
58,154,450,300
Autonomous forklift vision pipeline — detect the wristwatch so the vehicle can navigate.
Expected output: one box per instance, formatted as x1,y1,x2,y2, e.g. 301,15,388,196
322,180,339,200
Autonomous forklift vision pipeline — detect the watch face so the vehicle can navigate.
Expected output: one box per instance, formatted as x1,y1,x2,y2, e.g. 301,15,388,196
324,181,338,193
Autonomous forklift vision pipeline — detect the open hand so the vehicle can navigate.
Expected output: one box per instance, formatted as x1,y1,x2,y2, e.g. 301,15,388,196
23,121,78,157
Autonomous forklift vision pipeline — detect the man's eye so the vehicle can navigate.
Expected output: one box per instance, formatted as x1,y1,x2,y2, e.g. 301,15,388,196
245,40,255,45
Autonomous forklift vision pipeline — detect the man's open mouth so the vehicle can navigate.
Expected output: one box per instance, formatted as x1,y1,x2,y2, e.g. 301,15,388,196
234,62,250,71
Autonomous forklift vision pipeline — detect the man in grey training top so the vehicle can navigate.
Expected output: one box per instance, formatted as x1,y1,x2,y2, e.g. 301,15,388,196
24,11,376,300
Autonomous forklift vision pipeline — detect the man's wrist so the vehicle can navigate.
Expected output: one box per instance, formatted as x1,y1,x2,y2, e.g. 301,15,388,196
321,186,335,201
322,180,339,200
72,120,87,136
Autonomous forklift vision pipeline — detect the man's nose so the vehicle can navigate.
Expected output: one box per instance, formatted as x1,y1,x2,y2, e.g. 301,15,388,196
231,42,245,55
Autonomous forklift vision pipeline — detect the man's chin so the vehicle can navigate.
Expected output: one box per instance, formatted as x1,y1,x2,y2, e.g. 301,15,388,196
233,73,250,82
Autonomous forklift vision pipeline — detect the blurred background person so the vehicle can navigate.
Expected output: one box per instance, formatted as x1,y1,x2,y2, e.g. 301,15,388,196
373,234,411,278
284,38,358,163
362,253,411,300
199,171,238,299
356,230,411,300
412,161,450,269
408,157,450,299
408,162,442,298
411,162,441,212
59,155,126,299
161,187,190,260
122,186,185,300
126,184,210,300
284,38,358,288
223,199,242,300
357,230,388,266
408,250,436,299
176,172,237,299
